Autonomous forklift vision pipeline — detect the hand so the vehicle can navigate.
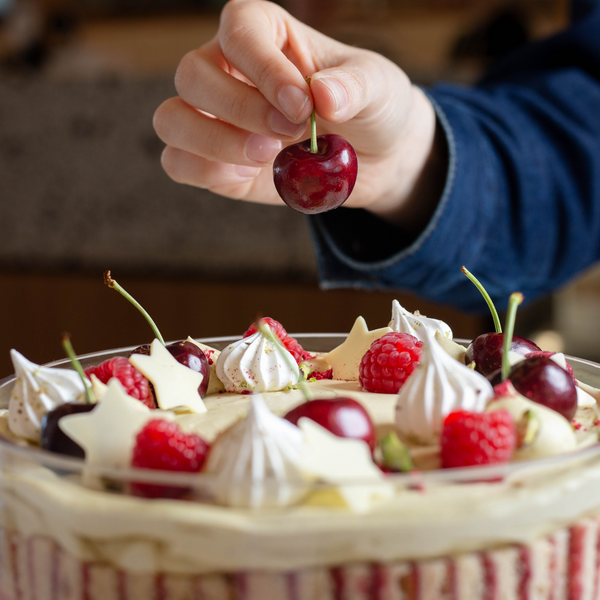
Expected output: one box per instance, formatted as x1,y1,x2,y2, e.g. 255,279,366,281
154,0,445,226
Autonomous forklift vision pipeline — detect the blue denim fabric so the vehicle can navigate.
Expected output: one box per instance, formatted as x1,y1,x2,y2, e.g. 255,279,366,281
309,0,600,313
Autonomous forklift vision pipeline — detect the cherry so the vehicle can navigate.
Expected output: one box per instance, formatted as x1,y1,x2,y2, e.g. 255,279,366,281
461,267,539,376
105,272,209,398
465,333,540,376
40,403,95,458
273,84,357,215
130,341,209,398
283,397,376,452
273,134,357,214
507,355,577,421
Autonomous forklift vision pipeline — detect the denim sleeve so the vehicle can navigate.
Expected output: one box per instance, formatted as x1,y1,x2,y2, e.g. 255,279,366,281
309,3,600,313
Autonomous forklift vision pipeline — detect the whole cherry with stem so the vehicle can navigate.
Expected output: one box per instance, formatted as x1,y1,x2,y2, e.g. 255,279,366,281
462,266,540,375
258,322,376,452
104,271,209,399
491,293,577,421
272,77,358,215
40,334,96,457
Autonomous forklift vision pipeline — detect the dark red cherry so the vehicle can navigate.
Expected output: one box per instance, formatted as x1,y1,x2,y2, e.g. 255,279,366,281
273,134,357,214
40,403,95,458
465,333,540,376
283,397,376,452
508,355,577,421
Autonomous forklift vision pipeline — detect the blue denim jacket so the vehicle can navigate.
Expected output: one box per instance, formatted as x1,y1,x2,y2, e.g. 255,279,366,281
309,0,600,312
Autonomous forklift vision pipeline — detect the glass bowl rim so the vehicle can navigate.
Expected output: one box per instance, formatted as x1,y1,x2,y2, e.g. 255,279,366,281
1,333,599,489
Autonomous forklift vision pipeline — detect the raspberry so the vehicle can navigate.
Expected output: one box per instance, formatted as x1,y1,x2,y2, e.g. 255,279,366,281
243,317,309,365
243,317,288,340
525,350,576,381
131,418,209,498
359,332,423,393
85,357,155,409
441,410,516,469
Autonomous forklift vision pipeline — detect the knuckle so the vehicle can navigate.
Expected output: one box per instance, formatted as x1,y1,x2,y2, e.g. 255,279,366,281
174,50,202,98
160,147,184,183
152,100,175,142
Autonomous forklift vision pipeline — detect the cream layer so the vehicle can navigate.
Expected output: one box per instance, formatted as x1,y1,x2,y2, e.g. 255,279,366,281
1,379,600,575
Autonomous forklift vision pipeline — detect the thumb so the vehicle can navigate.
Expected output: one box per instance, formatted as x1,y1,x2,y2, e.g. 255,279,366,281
310,55,410,125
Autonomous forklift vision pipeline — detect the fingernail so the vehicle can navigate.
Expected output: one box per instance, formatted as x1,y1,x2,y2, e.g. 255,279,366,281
246,134,282,163
268,109,305,137
235,165,261,178
317,77,348,113
277,85,310,121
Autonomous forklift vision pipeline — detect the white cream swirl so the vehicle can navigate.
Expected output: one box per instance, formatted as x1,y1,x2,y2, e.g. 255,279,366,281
215,331,299,393
205,394,312,508
389,300,453,342
8,350,87,442
395,331,494,444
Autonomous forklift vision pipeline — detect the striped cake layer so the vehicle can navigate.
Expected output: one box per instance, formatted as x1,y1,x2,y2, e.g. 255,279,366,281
1,517,600,600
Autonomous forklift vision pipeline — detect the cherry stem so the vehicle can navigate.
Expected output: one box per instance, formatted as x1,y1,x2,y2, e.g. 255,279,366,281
103,270,165,346
501,292,524,381
461,266,502,334
61,333,94,404
305,76,318,154
257,321,313,401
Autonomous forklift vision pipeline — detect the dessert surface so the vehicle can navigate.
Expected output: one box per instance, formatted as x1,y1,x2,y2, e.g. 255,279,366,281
2,286,600,576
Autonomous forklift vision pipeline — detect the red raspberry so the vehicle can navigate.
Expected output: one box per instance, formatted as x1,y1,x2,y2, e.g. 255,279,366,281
441,410,516,469
85,357,155,409
525,350,576,381
359,332,423,393
243,317,288,340
243,317,309,365
131,418,209,498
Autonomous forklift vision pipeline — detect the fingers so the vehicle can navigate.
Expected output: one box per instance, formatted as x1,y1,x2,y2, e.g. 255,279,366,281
154,97,302,167
217,1,313,123
175,41,306,140
161,146,281,205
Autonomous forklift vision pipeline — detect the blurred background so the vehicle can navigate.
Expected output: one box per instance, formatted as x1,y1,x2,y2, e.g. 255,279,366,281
1,0,592,377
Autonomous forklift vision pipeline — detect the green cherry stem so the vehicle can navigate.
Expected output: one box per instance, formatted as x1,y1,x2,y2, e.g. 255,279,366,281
461,266,502,334
309,108,317,154
501,292,524,381
103,270,165,346
61,333,95,404
305,76,318,154
257,321,314,401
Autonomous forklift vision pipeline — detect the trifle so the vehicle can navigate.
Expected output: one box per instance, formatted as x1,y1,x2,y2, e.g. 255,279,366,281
2,279,600,600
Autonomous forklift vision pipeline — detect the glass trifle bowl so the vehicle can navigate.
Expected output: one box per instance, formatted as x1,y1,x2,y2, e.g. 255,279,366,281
2,334,600,600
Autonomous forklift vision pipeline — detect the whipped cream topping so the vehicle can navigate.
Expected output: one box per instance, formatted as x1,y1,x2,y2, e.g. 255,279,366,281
389,300,453,342
396,331,494,444
215,331,299,393
205,394,311,508
8,350,87,441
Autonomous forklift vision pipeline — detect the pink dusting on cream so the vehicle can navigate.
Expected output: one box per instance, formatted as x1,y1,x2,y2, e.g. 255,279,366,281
311,369,333,380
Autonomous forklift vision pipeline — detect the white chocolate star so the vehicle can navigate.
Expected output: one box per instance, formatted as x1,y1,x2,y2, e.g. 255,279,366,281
59,379,172,469
297,419,394,513
129,339,207,413
324,317,391,380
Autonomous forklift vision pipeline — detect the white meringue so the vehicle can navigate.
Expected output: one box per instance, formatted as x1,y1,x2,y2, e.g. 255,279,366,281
389,300,453,342
215,331,299,393
205,394,312,508
8,350,88,442
395,330,494,444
